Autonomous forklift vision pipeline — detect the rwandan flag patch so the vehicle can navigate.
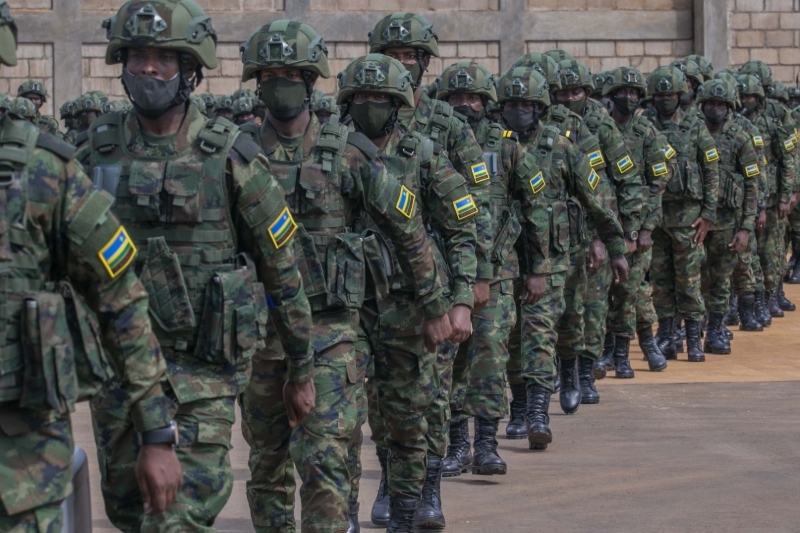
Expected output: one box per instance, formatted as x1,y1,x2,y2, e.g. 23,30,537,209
268,207,298,250
587,150,604,168
705,148,719,162
395,185,416,219
453,194,479,220
470,162,491,183
744,164,760,178
652,162,668,177
616,155,634,174
529,171,546,194
588,170,600,190
664,144,677,160
98,226,137,279
784,139,795,151
752,135,763,147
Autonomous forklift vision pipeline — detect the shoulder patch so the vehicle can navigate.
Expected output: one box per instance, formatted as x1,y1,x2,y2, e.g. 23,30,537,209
395,185,416,218
744,164,760,178
652,162,668,177
232,132,262,164
268,207,298,250
664,144,677,160
529,171,546,195
784,138,795,152
346,131,380,161
470,161,491,184
588,169,600,190
587,150,604,168
502,130,518,140
35,132,77,161
453,194,479,220
98,226,137,279
704,147,719,162
752,135,763,147
616,155,634,174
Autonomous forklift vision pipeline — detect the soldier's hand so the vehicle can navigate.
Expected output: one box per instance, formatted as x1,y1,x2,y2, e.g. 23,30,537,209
588,239,606,270
136,443,182,516
691,217,712,245
284,379,316,428
756,210,767,230
423,313,453,353
728,230,750,254
637,229,653,254
779,201,792,219
610,255,629,284
792,192,798,210
448,304,473,344
521,274,546,305
473,280,490,312
624,238,638,255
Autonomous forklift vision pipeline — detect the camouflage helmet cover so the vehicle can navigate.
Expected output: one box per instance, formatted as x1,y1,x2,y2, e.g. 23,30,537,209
310,89,339,114
75,93,104,114
240,20,330,81
739,60,773,87
736,74,765,99
60,98,78,119
368,12,439,57
646,65,688,96
496,66,551,107
6,96,36,120
602,66,646,96
512,53,562,90
695,78,736,107
17,79,48,101
557,59,594,92
336,53,415,107
0,2,17,67
231,95,255,117
544,49,576,63
684,54,714,81
671,59,704,87
787,86,800,99
767,80,789,102
198,91,216,108
216,93,234,111
232,87,257,101
103,0,218,69
435,61,497,102
87,90,109,103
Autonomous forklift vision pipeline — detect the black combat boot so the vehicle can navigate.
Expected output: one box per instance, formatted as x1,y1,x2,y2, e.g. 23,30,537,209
767,291,784,318
371,446,391,526
471,417,507,475
755,291,772,327
559,358,581,414
724,295,740,326
505,383,527,439
388,498,418,533
612,336,635,378
347,499,360,533
685,319,705,362
737,293,764,331
415,457,444,529
593,331,615,380
788,251,800,283
553,357,562,393
721,324,734,341
703,312,730,354
674,316,685,353
578,355,599,404
777,280,796,311
441,418,471,478
526,382,552,450
637,327,668,371
656,317,677,360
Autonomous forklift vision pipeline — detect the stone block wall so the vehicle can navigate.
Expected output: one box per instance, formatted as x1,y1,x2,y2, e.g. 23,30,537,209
730,0,800,84
3,44,54,115
526,39,694,74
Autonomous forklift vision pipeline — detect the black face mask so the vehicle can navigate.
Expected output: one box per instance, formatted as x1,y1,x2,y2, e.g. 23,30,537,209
742,100,759,116
611,95,639,116
680,88,695,107
703,104,728,125
350,101,397,139
503,106,538,134
654,98,680,116
122,69,187,119
454,105,485,126
555,95,587,116
259,77,309,122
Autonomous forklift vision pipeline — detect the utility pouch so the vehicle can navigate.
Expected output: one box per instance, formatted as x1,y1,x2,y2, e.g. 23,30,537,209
666,164,685,193
362,230,392,301
163,161,203,224
491,201,522,265
293,225,328,298
683,161,704,201
550,201,570,254
326,233,366,310
567,198,586,248
139,236,196,333
128,160,165,222
722,172,744,210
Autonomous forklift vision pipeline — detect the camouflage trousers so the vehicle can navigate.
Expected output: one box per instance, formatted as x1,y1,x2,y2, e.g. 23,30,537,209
582,258,612,360
700,228,744,314
755,207,785,292
360,294,437,501
507,273,567,392
345,333,370,503
609,250,657,339
450,279,516,423
787,201,800,252
91,390,234,533
239,310,359,533
0,410,72,533
555,248,588,361
651,226,706,321
732,232,761,295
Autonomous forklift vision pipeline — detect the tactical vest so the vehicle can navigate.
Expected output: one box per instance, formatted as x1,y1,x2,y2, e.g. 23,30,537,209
0,119,114,412
752,112,785,203
713,120,748,212
529,125,572,258
647,109,707,203
86,112,264,367
421,98,455,146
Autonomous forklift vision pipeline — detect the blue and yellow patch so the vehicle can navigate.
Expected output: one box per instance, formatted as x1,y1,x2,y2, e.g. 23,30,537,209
529,171,546,194
98,226,137,279
268,207,298,250
470,162,491,183
588,170,600,191
616,155,634,174
784,139,795,152
752,135,763,147
705,148,719,163
664,144,676,160
395,185,416,219
453,194,479,220
587,150,604,168
744,164,760,178
652,162,668,177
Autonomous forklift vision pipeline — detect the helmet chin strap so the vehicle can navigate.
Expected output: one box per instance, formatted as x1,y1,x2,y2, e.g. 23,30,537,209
414,49,427,90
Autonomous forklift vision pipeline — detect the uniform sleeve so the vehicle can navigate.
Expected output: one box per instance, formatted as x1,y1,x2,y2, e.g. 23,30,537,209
347,147,449,319
575,122,616,242
227,151,314,383
749,126,768,210
641,129,671,231
55,156,172,433
737,133,761,232
695,123,720,222
600,120,644,234
447,117,494,280
511,144,551,275
772,120,796,203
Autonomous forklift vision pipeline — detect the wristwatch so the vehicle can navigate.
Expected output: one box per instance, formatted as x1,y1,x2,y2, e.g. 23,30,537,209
624,231,639,241
138,420,179,447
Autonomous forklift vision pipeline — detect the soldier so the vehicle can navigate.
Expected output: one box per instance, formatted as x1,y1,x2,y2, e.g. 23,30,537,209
787,86,800,109
0,3,182,531
16,79,59,136
72,92,104,147
233,86,267,122
60,98,80,145
215,93,234,120
596,67,670,380
694,79,760,354
683,54,714,82
5,96,37,124
642,65,720,363
671,59,704,112
434,61,548,479
310,88,340,124
197,91,217,117
498,67,627,452
76,1,318,531
231,94,260,126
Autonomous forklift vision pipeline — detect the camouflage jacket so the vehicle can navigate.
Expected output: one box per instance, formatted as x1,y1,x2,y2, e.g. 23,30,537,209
747,108,796,206
706,113,760,232
35,112,60,137
472,119,549,280
613,113,673,232
732,114,768,210
397,92,493,280
76,104,314,402
765,99,798,191
644,107,720,228
518,122,626,275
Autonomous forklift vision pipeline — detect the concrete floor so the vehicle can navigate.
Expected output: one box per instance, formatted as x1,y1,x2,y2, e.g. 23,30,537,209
77,284,800,533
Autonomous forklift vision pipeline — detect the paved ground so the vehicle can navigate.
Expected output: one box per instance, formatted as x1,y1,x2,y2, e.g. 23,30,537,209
78,285,800,532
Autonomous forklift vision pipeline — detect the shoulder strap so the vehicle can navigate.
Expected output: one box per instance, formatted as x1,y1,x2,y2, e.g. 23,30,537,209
484,123,505,150
538,125,560,153
0,116,39,172
232,130,262,164
631,114,652,139
430,100,453,139
88,111,125,155
36,132,76,161
549,104,569,126
198,117,238,155
74,130,89,148
315,114,348,172
346,131,380,161
583,111,604,135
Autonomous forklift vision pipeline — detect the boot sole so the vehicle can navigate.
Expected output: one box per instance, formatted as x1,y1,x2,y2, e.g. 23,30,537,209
614,373,635,379
506,434,527,440
779,306,796,312
528,432,552,450
580,396,600,404
371,516,390,527
472,464,507,475
414,518,446,529
687,357,706,362
441,465,470,478
739,326,764,331
703,346,731,355
648,362,668,372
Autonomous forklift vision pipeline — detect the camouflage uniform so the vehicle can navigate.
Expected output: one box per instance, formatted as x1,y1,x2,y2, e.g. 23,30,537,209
76,3,315,532
60,98,80,146
16,80,60,137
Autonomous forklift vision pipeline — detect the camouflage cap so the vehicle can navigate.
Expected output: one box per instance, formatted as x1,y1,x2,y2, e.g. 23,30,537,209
696,78,736,107
646,65,687,96
103,0,217,69
671,58,703,87
496,66,551,107
767,80,789,102
74,92,104,114
0,2,17,67
739,60,773,88
17,80,48,100
557,59,594,92
60,98,78,119
6,96,36,120
240,20,329,81
602,66,647,96
435,61,497,102
544,49,576,63
736,74,765,98
683,54,714,81
368,13,439,57
336,54,415,107
512,53,562,90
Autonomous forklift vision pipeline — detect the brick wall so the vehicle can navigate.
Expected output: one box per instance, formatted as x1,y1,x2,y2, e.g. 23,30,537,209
526,39,694,74
310,0,499,10
526,0,690,9
730,0,800,84
2,44,54,115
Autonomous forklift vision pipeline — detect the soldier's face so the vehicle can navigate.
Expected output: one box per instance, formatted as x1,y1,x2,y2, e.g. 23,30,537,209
553,87,586,103
653,93,678,105
259,68,318,85
446,93,484,112
352,92,391,105
613,87,640,102
127,47,181,81
23,93,42,107
384,46,430,69
503,100,535,114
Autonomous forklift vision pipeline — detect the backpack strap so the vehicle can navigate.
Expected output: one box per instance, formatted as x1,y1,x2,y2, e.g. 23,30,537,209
484,123,505,150
429,100,453,142
316,114,348,172
36,132,76,161
88,111,125,156
346,131,379,161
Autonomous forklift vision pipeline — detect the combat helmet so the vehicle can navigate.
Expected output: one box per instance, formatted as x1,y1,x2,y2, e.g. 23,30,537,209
6,97,36,121
602,67,646,96
591,70,610,98
739,60,773,88
74,92,104,118
671,59,703,88
787,86,800,107
232,87,257,101
240,20,329,82
87,90,109,104
231,95,255,118
310,89,339,114
189,94,206,113
336,54,414,108
496,67,551,108
767,80,789,103
435,61,497,102
512,53,562,90
696,78,736,108
0,2,17,67
544,49,576,63
736,74,765,99
60,98,78,120
100,100,121,114
683,54,714,81
198,92,216,112
714,70,741,107
17,79,48,102
368,13,439,57
646,65,688,95
556,59,594,92
216,94,234,113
